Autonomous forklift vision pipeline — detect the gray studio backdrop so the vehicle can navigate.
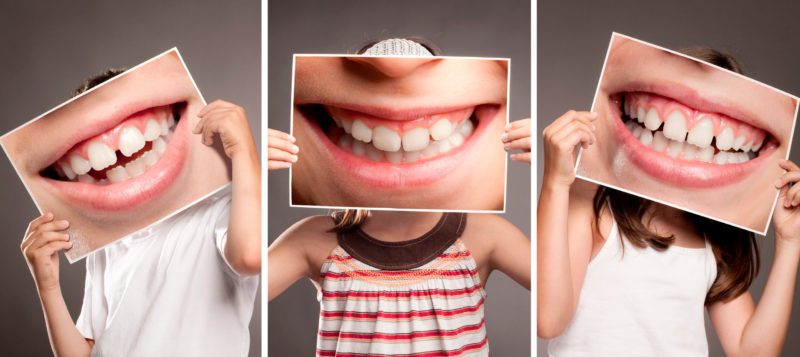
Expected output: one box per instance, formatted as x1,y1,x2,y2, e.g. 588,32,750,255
537,0,800,356
267,0,531,355
0,1,260,356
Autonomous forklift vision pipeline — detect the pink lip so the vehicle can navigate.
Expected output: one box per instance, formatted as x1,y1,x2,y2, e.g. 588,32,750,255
301,105,498,189
41,107,188,211
610,96,777,188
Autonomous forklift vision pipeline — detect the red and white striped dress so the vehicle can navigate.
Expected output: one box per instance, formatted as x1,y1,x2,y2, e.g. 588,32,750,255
316,213,489,356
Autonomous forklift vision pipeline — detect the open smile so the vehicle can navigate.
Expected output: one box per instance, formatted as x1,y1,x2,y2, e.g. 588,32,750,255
609,87,779,188
40,101,189,211
298,102,501,188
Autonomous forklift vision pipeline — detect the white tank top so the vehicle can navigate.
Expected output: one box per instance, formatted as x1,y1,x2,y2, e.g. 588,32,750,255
548,218,718,356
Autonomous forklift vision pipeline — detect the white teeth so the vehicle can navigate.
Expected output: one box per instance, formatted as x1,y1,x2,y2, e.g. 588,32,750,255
385,150,403,163
752,140,763,152
652,131,668,152
624,103,631,117
636,107,645,123
625,121,636,132
697,146,714,163
405,150,421,163
119,126,146,157
631,125,643,139
69,155,91,175
125,157,146,177
341,120,352,134
365,144,384,161
437,139,452,153
732,136,746,151
667,140,684,158
448,133,465,147
154,137,167,156
77,174,95,184
421,141,440,158
686,118,714,148
142,150,159,167
457,120,474,137
167,112,176,128
429,119,452,141
683,144,699,160
639,129,653,147
371,126,401,152
715,128,735,151
144,120,161,141
402,127,430,151
160,119,170,137
713,152,729,165
106,166,130,183
352,140,366,156
741,140,753,152
87,142,117,171
644,108,662,131
663,111,688,141
60,163,77,180
351,120,372,143
337,134,353,149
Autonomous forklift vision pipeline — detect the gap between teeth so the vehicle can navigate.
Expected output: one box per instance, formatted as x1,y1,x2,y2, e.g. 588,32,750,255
59,116,175,184
337,118,474,163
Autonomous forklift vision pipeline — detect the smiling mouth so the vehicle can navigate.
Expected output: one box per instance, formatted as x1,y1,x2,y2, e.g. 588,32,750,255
42,102,184,185
301,104,486,164
617,92,776,164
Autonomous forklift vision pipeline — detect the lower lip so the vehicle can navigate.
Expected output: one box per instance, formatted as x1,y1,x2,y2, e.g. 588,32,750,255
610,100,775,188
304,109,496,189
42,117,189,211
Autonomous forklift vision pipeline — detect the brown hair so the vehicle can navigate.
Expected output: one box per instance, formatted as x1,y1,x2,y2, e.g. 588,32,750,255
593,46,758,305
72,68,127,97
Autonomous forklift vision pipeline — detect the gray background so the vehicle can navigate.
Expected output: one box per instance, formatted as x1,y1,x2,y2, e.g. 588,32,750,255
538,0,800,356
0,1,260,356
267,0,531,355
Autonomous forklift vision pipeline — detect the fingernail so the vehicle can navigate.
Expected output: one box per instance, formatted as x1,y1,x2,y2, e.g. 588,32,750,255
504,143,511,150
500,133,509,141
291,145,300,153
794,199,799,206
776,179,782,187
64,233,71,240
290,155,298,162
59,220,69,227
289,135,297,143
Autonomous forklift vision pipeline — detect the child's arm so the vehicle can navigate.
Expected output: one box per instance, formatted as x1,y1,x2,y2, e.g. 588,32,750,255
709,159,800,357
267,128,298,171
194,100,260,276
268,217,332,301
482,215,531,289
537,110,598,339
21,213,94,356
502,118,531,163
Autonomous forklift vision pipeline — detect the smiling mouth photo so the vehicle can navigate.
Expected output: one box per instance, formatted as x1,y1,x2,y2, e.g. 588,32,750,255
297,102,500,188
610,90,779,188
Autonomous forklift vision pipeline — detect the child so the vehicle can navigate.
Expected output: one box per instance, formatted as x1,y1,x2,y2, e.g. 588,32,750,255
20,69,261,356
538,48,800,356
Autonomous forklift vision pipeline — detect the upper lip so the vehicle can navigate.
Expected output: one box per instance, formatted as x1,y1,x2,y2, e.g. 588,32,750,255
613,80,774,136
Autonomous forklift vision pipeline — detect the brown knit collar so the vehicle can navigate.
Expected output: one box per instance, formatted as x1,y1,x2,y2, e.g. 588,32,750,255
335,212,467,270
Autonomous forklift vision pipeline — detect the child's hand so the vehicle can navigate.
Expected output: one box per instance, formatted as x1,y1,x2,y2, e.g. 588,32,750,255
502,118,531,163
542,110,597,187
267,128,298,171
773,160,800,247
20,213,71,292
193,100,257,159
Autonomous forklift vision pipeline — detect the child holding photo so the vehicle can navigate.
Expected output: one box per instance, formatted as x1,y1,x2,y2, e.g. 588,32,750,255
20,69,261,356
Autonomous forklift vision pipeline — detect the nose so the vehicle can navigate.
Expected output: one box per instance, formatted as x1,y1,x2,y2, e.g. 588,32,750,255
349,57,439,78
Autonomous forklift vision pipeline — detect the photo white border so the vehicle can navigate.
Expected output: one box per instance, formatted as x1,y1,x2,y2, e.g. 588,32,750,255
574,32,800,235
0,47,231,262
287,54,511,214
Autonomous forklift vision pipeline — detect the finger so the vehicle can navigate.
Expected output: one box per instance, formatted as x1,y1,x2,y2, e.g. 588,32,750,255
503,125,532,143
510,152,531,163
779,159,800,172
26,213,54,236
558,129,594,152
268,136,299,154
23,219,68,248
505,118,530,131
197,99,235,117
268,160,294,171
192,118,205,135
268,128,295,143
504,137,531,151
30,231,70,250
546,110,597,136
38,240,74,257
787,181,800,207
551,120,595,147
775,171,800,189
268,147,298,163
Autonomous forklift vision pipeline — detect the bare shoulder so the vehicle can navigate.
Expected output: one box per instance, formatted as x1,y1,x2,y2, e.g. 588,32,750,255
464,213,526,238
271,215,338,262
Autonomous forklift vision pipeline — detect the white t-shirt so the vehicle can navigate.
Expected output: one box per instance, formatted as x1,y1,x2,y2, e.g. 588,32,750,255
76,184,259,357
